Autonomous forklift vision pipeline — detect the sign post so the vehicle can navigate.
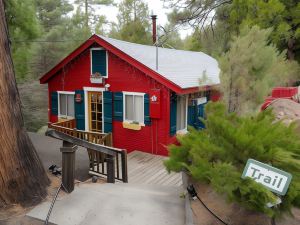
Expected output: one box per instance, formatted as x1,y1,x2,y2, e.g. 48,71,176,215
242,159,292,196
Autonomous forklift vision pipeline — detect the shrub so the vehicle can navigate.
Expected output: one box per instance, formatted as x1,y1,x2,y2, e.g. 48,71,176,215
165,102,300,217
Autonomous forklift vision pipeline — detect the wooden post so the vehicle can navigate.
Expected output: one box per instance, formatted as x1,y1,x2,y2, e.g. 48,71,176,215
106,155,115,183
60,141,77,193
121,151,128,183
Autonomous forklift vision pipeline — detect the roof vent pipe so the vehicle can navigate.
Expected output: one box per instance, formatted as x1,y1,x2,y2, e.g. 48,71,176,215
151,15,157,45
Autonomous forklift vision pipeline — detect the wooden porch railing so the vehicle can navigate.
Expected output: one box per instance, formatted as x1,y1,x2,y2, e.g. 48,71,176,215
48,119,113,146
48,119,127,183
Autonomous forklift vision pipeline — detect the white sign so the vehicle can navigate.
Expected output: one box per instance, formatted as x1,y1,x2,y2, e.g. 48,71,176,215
197,97,207,105
242,159,292,195
151,95,157,102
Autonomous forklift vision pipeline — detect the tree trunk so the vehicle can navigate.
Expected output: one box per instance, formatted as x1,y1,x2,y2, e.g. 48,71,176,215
0,1,49,207
287,38,295,60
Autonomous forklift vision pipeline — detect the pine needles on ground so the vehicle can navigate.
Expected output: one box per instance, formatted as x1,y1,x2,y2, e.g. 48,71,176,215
165,102,300,217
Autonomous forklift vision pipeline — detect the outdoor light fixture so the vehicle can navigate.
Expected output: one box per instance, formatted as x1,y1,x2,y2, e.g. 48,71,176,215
187,184,197,200
105,83,110,91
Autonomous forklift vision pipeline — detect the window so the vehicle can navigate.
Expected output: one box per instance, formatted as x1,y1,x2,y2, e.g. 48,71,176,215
123,92,144,124
176,95,187,131
58,92,75,118
90,48,107,77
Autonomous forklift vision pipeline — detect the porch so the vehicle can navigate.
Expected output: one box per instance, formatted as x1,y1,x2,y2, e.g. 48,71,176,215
48,119,127,183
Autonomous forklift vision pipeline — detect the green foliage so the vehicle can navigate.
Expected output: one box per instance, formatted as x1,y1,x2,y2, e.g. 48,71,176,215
109,0,152,44
36,0,74,32
183,25,230,57
6,0,41,82
30,0,79,78
228,0,300,61
159,23,184,49
74,0,113,28
219,26,300,114
165,0,300,61
6,0,40,40
165,102,300,217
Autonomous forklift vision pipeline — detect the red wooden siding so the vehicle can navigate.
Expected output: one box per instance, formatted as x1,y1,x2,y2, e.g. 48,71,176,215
47,44,174,156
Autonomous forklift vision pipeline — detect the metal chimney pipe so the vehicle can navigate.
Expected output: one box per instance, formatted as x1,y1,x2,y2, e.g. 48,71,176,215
151,15,157,44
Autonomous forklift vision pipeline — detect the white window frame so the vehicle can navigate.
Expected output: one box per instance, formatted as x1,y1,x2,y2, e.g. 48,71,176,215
176,95,188,134
123,91,145,126
57,91,75,119
90,47,108,78
83,87,105,132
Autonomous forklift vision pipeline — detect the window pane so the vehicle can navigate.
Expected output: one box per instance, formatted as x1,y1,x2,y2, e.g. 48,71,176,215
134,96,143,123
67,95,74,117
125,95,134,121
59,94,67,116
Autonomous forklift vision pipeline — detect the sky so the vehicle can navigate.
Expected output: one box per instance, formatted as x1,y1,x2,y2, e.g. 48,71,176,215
71,0,192,38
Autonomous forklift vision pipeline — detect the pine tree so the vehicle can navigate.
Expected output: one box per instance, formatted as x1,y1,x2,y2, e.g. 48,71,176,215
219,26,300,114
30,0,75,78
165,102,300,217
5,0,40,81
164,0,300,61
109,0,152,45
74,0,113,32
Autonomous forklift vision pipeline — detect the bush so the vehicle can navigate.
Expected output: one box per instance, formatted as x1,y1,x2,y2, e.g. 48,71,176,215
165,102,300,217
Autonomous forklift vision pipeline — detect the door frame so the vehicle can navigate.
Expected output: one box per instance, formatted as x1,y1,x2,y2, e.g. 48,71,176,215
83,87,105,132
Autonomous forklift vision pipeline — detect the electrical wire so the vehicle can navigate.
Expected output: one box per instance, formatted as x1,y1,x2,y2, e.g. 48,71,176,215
11,39,85,43
187,184,230,225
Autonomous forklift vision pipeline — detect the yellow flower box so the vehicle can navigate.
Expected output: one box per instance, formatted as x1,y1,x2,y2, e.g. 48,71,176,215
122,121,142,130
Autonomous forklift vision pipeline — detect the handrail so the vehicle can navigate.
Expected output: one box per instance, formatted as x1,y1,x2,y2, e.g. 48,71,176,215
47,119,128,183
46,129,123,155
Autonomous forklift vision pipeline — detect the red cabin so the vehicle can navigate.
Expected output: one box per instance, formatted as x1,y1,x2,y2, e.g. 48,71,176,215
40,34,220,156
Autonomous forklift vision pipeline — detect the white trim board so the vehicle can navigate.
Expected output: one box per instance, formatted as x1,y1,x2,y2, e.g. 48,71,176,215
122,91,145,126
83,87,105,132
57,91,75,119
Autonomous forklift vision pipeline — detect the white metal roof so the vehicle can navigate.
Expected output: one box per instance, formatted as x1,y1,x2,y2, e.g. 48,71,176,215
99,35,220,89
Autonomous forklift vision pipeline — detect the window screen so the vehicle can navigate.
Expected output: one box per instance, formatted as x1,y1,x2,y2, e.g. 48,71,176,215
124,94,144,124
176,95,187,131
59,93,74,118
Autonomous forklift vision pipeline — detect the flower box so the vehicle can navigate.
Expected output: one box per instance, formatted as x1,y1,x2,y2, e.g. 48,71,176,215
122,121,142,130
90,77,103,84
90,72,103,84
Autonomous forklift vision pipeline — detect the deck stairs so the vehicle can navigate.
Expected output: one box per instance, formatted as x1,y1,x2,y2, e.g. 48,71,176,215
25,121,184,224
127,150,182,186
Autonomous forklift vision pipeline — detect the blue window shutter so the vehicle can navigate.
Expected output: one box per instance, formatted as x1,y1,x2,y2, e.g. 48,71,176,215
51,92,58,115
91,50,107,76
144,94,151,125
170,93,177,135
113,92,123,121
188,104,196,127
75,90,85,130
195,103,206,129
103,91,113,133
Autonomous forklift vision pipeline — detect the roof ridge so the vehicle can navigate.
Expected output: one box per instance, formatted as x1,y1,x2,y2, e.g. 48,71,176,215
96,34,210,56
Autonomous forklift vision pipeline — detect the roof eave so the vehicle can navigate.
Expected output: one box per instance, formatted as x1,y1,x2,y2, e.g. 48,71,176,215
92,35,185,93
178,83,220,95
39,38,95,84
39,34,218,94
